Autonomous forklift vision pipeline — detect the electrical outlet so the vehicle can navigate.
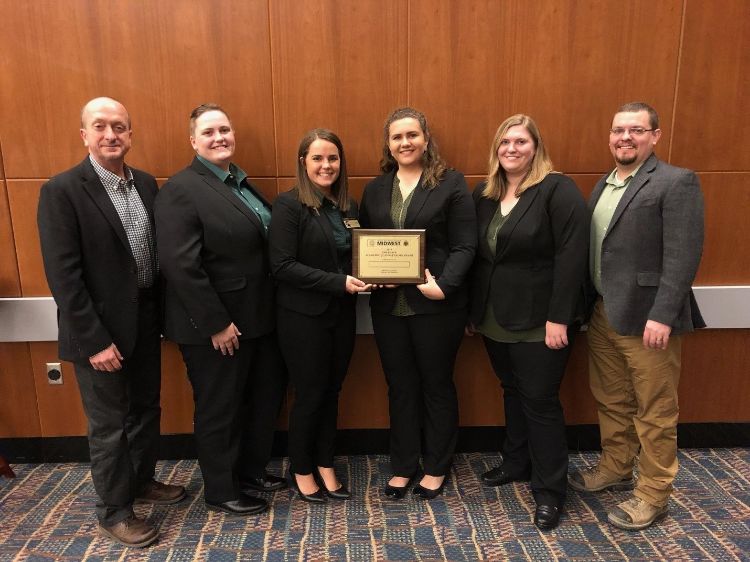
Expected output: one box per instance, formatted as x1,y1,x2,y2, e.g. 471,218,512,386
46,362,63,385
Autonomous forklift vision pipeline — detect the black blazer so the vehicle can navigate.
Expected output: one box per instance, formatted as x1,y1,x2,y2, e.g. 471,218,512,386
360,169,477,314
154,157,274,344
269,188,357,316
469,173,589,330
37,157,159,362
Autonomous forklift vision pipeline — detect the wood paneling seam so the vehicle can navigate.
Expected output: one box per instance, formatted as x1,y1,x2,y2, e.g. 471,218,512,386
668,0,689,163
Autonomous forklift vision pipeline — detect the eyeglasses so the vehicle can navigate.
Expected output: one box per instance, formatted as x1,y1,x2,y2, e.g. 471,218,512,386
610,127,655,137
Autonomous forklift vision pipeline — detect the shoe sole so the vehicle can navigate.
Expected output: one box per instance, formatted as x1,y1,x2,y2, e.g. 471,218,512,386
134,490,187,505
205,502,268,516
98,526,158,548
568,477,634,493
608,508,668,530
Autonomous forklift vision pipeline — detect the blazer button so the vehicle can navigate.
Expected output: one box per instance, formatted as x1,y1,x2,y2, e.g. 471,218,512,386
131,296,138,303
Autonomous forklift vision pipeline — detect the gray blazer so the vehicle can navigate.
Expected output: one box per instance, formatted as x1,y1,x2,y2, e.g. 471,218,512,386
589,154,705,336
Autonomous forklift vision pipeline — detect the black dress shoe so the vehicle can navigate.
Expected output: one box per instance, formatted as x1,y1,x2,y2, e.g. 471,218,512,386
206,496,268,516
240,473,288,493
534,504,561,530
289,472,327,504
383,474,416,500
314,471,350,500
481,466,531,487
412,477,446,500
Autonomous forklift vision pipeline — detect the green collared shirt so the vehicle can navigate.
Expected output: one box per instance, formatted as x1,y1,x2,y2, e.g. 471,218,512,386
590,163,643,293
316,191,351,273
197,155,272,234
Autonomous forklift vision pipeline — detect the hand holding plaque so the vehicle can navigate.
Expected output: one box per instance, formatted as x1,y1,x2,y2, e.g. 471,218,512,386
352,229,426,284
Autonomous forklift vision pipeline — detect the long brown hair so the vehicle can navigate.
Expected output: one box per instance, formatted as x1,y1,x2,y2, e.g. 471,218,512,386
295,128,350,212
482,114,554,200
380,107,447,189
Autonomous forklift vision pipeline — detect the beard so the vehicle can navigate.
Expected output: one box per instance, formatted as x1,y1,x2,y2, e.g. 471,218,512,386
615,153,637,166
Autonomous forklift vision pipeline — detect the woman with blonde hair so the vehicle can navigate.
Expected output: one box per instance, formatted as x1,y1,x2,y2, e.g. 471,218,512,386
469,114,588,529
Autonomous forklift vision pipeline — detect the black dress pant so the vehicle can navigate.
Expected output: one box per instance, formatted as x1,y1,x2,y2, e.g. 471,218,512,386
74,291,161,526
180,331,285,504
278,299,355,475
371,308,466,477
482,330,576,507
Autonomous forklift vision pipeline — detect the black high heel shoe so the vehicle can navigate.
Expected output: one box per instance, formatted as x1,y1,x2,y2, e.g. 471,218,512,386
383,474,416,500
288,471,326,504
314,469,350,500
412,475,447,500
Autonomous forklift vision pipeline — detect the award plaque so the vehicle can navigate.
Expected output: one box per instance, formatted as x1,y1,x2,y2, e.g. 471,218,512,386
352,229,426,284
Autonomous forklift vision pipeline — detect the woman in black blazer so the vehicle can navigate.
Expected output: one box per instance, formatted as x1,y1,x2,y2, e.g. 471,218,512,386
269,129,370,503
360,107,477,500
469,114,588,530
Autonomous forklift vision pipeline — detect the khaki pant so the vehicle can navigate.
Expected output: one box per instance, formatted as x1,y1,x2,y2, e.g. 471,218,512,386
587,299,681,507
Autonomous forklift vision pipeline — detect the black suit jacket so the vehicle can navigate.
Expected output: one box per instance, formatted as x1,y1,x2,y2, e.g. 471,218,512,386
469,173,589,330
360,169,477,314
38,157,159,362
268,188,357,316
154,157,274,344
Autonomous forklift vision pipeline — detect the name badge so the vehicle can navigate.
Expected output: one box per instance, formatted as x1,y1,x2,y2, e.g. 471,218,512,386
343,219,361,229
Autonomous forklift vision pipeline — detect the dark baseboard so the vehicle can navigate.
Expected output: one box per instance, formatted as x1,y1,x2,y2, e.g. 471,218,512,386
1,423,748,463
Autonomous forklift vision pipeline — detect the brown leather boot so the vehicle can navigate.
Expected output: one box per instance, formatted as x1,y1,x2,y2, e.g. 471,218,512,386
98,515,158,548
135,479,187,504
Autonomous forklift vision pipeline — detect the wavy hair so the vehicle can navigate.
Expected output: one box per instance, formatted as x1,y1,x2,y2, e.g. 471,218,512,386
380,107,447,189
482,114,553,200
295,128,350,212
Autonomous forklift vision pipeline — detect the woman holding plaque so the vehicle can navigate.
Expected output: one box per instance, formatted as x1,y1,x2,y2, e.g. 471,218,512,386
269,129,370,503
468,114,588,530
360,107,476,500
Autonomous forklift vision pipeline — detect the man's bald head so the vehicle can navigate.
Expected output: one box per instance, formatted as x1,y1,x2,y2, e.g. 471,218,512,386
80,97,131,129
79,97,133,174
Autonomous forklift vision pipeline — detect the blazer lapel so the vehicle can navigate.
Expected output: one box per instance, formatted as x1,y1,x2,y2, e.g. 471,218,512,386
371,172,396,228
476,195,498,260
312,209,339,266
494,185,540,262
190,158,265,237
404,174,430,228
606,154,657,236
79,159,131,253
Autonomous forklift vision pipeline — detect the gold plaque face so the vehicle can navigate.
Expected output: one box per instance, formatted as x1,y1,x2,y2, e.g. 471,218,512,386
352,229,426,284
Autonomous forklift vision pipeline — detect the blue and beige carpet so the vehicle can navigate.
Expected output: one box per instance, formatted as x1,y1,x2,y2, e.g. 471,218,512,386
1,450,748,561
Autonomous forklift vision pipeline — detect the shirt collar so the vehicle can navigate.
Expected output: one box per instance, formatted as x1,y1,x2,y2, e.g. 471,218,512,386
89,155,134,188
197,155,247,186
605,161,644,189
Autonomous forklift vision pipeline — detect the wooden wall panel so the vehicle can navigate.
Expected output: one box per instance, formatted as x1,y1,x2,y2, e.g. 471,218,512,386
694,173,750,285
160,342,194,435
28,342,86,436
0,179,21,296
6,180,48,296
680,330,750,421
338,336,390,429
671,0,750,170
0,0,275,179
270,0,408,177
0,343,41,437
408,0,682,176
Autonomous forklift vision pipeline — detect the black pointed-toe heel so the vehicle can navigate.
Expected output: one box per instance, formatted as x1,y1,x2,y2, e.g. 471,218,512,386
383,474,416,500
289,471,327,504
314,469,350,500
413,476,447,500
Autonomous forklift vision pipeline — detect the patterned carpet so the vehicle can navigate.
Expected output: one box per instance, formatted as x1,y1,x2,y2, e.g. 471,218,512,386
1,450,748,561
